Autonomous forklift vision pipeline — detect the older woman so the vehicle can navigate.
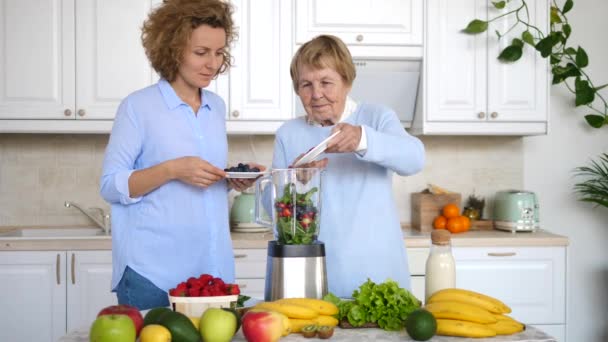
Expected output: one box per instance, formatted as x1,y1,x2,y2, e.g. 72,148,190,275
100,0,259,310
272,35,425,298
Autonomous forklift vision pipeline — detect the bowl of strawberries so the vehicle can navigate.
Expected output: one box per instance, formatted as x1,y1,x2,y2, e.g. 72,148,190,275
168,274,241,318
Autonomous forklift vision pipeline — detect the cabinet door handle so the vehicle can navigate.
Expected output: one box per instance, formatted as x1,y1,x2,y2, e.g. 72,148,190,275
490,111,498,119
237,283,247,289
487,252,516,257
77,109,86,117
477,111,486,119
56,254,61,285
231,110,240,118
356,34,364,42
234,254,247,259
71,253,76,284
64,109,72,117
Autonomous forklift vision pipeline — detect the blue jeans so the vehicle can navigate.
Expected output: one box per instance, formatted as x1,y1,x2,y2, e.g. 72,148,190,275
115,266,170,310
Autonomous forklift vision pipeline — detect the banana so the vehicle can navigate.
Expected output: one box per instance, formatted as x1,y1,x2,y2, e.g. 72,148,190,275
436,319,497,338
314,315,339,327
486,319,525,335
254,301,319,320
424,301,496,324
428,288,511,314
288,318,317,333
276,298,339,316
492,313,520,323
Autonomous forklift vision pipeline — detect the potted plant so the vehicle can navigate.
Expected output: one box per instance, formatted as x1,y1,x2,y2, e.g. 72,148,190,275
574,153,608,208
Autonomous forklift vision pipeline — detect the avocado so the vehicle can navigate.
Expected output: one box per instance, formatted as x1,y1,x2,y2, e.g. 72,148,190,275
143,307,172,326
158,310,201,342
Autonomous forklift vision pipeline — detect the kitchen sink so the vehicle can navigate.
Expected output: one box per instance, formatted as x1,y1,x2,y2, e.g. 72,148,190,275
0,227,110,239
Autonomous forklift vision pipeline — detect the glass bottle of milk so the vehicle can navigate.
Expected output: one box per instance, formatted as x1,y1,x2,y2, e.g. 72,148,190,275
425,229,456,303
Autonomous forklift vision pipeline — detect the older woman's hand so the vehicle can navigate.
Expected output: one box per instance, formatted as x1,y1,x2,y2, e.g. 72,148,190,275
227,162,267,191
326,123,362,153
290,155,329,169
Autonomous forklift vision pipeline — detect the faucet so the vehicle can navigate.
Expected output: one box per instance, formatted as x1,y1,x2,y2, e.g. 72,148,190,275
64,201,111,235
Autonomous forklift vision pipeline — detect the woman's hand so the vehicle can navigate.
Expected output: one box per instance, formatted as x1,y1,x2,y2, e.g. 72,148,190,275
169,156,226,188
227,162,267,191
326,123,362,153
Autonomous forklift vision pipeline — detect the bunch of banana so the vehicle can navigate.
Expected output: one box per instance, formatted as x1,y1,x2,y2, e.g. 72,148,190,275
253,298,339,334
426,288,524,337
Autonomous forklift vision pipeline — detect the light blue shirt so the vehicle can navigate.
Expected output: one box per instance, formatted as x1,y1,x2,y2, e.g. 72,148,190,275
273,103,425,298
100,79,235,292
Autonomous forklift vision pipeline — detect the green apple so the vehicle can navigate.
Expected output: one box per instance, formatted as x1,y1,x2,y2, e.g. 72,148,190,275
199,308,238,342
89,314,136,342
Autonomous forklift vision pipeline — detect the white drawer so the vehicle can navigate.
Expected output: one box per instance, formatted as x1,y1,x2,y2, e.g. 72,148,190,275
235,278,265,300
234,249,266,278
410,276,425,303
407,248,429,276
453,246,566,325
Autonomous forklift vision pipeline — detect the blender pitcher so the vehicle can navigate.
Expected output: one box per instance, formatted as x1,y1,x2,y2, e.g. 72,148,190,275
254,168,323,244
254,168,328,300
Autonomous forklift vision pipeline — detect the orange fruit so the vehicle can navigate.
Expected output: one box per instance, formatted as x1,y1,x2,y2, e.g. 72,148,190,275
442,203,460,219
446,217,464,233
459,216,471,232
433,216,447,229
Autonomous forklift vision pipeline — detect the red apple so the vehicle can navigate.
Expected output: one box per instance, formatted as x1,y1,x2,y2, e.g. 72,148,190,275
241,311,284,342
97,305,144,337
89,314,136,342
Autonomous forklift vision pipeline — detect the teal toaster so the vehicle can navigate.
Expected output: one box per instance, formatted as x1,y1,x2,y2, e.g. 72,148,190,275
493,190,539,232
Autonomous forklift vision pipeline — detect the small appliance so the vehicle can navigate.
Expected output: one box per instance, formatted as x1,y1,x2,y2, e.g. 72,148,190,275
493,190,540,232
230,188,270,233
255,168,328,301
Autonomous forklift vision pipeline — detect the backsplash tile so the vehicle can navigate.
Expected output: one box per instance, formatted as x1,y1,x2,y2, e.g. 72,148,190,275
0,133,522,226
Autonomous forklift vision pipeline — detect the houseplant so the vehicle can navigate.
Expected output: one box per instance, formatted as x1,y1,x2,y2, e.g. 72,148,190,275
464,0,608,210
463,0,607,129
574,153,608,208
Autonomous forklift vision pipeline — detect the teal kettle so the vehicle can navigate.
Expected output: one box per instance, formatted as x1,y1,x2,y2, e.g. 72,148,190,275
230,188,270,232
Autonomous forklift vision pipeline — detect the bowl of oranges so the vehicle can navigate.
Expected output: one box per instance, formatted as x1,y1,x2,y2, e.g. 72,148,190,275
432,203,471,234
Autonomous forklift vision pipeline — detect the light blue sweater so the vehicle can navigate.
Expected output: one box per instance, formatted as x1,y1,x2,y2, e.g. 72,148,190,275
272,103,425,298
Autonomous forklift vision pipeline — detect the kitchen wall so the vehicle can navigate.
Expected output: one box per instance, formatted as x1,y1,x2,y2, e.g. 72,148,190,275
523,0,608,341
0,133,522,226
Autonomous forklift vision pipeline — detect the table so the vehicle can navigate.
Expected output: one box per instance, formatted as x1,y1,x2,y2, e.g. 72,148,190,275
60,325,556,342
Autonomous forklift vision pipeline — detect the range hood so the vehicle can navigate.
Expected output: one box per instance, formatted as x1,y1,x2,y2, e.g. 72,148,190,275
294,58,421,128
350,58,421,128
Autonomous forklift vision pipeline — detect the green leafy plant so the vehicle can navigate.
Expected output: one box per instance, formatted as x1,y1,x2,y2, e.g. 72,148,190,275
463,0,608,128
323,279,421,331
275,184,319,244
574,153,608,208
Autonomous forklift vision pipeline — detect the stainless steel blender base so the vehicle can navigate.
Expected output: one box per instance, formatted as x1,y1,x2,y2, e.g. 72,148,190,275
264,241,328,301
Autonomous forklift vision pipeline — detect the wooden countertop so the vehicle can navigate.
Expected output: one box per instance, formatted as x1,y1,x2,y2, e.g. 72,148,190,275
0,225,569,251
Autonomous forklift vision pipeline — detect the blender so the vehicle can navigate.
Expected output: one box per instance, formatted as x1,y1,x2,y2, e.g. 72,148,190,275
255,168,327,301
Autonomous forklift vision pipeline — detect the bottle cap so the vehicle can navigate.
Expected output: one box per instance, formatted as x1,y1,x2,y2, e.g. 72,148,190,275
431,229,451,245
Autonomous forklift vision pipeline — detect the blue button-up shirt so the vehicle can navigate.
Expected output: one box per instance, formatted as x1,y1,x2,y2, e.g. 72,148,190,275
100,79,235,292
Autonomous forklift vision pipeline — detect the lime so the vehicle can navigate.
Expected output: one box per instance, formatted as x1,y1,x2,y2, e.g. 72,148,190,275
405,309,437,341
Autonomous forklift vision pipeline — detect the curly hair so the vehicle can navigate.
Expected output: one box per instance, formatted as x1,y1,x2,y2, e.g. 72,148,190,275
290,35,356,93
142,0,236,82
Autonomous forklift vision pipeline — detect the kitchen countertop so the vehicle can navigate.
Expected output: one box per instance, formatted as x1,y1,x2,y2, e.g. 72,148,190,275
0,226,569,251
59,325,556,342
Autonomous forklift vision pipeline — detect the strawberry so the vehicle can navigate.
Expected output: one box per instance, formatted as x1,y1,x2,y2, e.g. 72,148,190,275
229,284,240,295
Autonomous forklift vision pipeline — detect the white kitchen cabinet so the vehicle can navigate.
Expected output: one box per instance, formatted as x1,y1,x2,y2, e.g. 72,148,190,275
66,250,116,332
226,0,294,134
0,0,158,130
412,0,549,135
0,250,115,342
453,246,566,325
0,251,66,342
234,248,267,299
295,0,423,58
